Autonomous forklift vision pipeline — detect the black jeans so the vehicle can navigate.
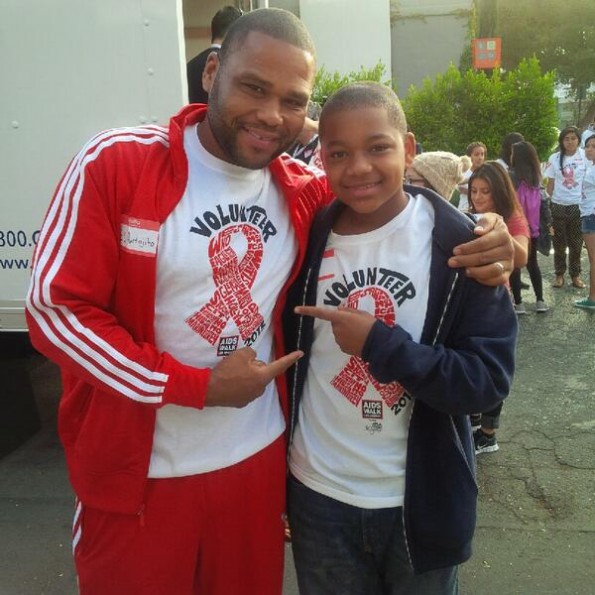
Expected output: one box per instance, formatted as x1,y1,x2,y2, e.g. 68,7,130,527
551,203,583,277
510,240,544,303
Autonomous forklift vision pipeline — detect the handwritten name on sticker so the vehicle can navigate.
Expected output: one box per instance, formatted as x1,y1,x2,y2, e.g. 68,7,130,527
120,216,160,257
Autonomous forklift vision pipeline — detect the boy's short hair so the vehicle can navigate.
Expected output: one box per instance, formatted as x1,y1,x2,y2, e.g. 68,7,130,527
219,8,316,65
319,82,407,136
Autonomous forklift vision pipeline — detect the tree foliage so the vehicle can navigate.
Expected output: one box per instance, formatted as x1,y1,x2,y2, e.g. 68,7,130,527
311,61,392,106
403,58,558,160
494,0,595,89
477,0,595,124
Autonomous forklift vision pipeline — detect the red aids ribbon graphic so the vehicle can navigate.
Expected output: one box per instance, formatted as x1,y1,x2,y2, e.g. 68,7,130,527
186,225,264,345
331,288,405,407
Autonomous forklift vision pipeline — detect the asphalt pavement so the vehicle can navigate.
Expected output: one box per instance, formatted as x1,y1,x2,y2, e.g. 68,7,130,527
1,251,594,594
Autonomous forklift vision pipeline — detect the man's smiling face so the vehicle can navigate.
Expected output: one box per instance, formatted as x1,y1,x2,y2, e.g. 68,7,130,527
202,31,315,170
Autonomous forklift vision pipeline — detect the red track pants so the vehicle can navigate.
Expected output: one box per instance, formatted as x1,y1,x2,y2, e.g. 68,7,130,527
74,435,286,594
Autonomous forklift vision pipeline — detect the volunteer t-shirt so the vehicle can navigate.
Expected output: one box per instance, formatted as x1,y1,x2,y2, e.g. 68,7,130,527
544,150,587,206
289,193,434,509
149,124,298,477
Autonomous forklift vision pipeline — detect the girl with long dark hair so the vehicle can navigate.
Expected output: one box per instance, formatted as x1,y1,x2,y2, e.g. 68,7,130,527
509,141,548,313
468,162,529,454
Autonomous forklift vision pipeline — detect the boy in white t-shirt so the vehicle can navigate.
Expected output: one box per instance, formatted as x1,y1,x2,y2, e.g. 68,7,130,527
283,82,518,594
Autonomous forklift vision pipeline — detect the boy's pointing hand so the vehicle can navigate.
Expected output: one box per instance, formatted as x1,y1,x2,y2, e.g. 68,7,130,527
295,305,377,357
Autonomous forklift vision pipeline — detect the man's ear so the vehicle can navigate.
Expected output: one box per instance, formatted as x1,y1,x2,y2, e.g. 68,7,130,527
201,51,220,95
404,132,417,167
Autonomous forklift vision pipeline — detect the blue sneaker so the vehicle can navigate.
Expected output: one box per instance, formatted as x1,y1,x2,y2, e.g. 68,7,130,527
574,298,595,310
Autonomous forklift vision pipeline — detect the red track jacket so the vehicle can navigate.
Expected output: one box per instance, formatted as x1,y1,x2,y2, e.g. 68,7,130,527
26,104,330,513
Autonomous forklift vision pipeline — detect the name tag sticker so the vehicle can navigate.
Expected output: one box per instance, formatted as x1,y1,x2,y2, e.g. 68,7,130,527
120,215,160,257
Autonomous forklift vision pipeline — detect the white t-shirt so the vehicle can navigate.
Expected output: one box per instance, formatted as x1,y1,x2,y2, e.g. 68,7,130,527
149,124,298,477
544,149,588,206
581,163,595,217
289,193,433,509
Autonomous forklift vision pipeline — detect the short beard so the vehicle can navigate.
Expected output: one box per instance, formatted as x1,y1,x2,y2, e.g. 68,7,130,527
207,78,297,170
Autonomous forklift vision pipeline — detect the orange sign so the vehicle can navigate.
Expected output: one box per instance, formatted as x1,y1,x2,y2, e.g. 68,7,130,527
472,38,501,69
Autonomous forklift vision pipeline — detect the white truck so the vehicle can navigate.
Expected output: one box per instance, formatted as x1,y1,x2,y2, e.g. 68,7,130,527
1,0,393,334
1,0,188,332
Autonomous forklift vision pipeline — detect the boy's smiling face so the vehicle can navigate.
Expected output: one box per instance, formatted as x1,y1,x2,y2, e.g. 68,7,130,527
320,106,416,230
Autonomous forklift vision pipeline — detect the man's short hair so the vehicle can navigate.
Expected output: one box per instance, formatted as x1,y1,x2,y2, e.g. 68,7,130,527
319,82,407,135
219,8,316,65
211,6,243,42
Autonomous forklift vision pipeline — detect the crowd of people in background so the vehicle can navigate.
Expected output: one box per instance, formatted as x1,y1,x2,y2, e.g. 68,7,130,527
416,127,595,454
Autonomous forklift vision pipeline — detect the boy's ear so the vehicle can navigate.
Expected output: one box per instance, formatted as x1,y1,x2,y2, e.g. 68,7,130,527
404,132,417,167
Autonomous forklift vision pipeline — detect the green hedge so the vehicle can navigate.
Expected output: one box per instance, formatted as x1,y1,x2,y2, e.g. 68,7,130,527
403,58,559,160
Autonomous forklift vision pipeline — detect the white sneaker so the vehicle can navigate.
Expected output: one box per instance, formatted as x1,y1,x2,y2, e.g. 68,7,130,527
535,300,549,313
514,303,526,315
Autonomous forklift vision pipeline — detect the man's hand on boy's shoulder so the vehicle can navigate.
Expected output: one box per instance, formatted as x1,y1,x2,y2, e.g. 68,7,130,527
448,212,514,287
294,305,376,357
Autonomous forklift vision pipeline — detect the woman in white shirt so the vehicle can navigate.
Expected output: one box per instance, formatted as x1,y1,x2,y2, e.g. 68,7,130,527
544,126,588,288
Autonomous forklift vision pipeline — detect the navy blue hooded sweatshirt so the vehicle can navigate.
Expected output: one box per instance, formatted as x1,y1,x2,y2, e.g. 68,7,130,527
283,186,518,574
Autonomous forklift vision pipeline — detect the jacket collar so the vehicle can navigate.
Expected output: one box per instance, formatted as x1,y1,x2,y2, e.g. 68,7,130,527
168,104,322,200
